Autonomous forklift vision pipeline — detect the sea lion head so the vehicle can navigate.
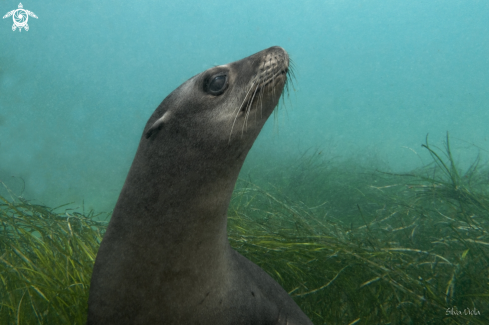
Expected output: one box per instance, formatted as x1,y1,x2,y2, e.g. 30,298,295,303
143,46,290,162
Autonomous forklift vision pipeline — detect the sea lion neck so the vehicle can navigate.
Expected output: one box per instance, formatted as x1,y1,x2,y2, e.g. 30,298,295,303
109,139,248,256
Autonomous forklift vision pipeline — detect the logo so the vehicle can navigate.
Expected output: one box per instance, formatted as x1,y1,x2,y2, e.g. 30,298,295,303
3,3,37,32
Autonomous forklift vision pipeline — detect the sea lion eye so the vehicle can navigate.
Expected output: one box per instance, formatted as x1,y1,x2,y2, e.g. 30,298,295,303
206,75,227,95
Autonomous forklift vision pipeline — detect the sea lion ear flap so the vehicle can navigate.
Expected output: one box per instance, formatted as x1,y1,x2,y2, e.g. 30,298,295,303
145,111,172,139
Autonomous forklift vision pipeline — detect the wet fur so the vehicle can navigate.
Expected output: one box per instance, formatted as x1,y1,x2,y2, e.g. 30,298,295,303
87,47,311,325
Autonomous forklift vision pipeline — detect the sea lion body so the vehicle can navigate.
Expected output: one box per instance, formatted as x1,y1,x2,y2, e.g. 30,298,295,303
87,46,312,325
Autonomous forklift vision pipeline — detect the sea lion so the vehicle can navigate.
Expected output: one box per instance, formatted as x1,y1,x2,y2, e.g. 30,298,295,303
87,46,312,325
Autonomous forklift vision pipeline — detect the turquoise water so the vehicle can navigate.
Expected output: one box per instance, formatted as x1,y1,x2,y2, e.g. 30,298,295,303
1,0,488,212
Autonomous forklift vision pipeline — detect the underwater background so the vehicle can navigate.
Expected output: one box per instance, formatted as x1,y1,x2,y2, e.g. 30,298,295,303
1,0,488,211
1,0,489,324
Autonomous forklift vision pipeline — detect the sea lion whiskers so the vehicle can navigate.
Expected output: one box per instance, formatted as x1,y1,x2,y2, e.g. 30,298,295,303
255,83,266,121
242,86,255,133
286,60,296,92
242,85,260,135
239,57,291,135
241,85,260,136
277,62,295,113
258,84,265,119
257,59,267,119
228,79,256,142
243,89,254,130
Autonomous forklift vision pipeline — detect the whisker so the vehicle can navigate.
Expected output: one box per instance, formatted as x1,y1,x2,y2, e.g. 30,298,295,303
229,80,256,142
259,84,265,119
242,86,259,135
270,60,276,99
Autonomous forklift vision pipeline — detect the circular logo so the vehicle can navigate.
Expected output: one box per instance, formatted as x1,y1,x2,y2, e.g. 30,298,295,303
13,9,28,27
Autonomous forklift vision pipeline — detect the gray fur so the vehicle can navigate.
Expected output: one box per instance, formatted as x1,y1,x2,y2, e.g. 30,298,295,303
87,47,313,325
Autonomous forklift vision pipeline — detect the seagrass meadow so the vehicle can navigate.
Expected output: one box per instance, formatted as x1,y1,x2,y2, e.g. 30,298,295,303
1,135,489,324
